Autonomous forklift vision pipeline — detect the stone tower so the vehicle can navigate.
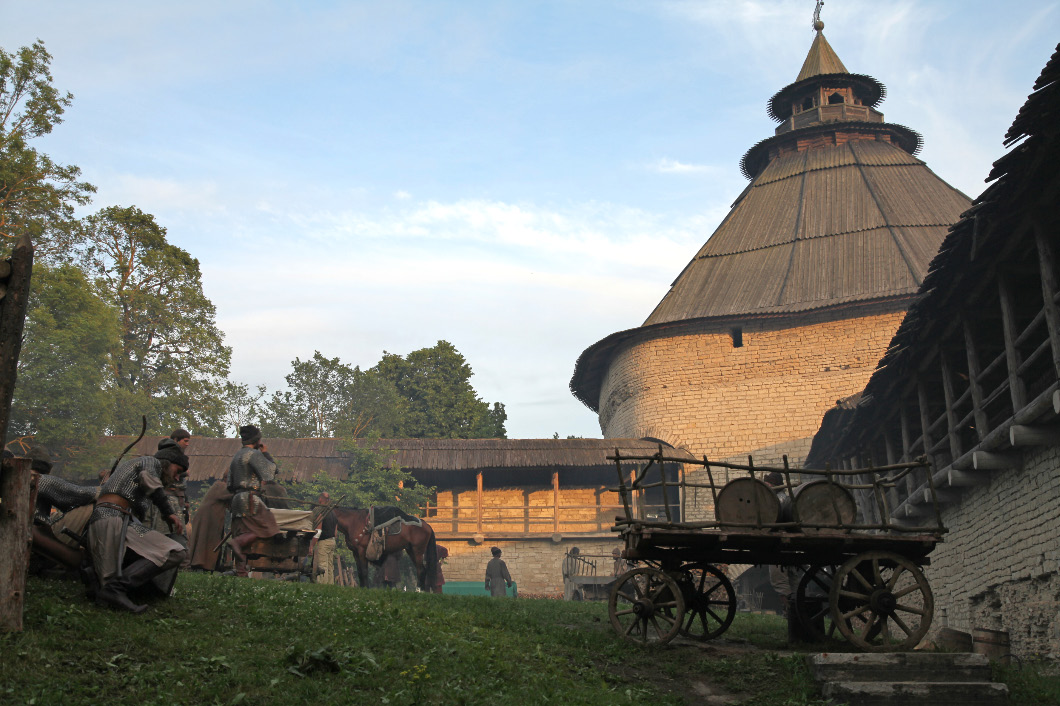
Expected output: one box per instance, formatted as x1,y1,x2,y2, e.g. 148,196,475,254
570,24,971,465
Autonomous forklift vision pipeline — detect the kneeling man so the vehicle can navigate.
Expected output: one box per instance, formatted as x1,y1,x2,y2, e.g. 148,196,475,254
87,443,188,613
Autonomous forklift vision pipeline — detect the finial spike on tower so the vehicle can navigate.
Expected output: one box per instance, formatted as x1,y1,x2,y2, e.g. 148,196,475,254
813,0,825,32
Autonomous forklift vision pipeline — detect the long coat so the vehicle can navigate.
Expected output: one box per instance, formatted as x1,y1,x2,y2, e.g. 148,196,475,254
187,480,232,571
485,557,512,597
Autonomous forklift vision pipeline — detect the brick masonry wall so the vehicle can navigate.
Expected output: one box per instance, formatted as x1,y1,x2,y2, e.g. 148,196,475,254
926,444,1060,658
440,538,624,596
598,303,907,466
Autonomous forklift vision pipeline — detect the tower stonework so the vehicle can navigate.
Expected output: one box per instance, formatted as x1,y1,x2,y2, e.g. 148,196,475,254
571,27,971,466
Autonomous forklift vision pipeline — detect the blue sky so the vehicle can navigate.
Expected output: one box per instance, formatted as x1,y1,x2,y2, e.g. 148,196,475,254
2,1,1057,438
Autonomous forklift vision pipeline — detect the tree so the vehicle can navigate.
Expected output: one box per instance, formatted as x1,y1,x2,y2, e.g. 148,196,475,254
0,40,94,259
76,205,231,435
9,263,121,477
287,437,434,515
374,340,507,438
220,381,266,437
260,351,405,438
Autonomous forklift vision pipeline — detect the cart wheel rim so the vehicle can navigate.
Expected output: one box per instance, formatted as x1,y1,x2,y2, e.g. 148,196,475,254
608,567,685,646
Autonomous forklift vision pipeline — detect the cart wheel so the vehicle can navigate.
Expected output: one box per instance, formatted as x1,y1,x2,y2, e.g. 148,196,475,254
674,563,736,641
795,565,843,642
830,551,934,652
609,567,685,646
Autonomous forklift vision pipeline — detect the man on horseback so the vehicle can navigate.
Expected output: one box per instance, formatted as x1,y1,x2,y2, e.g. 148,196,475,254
226,425,282,577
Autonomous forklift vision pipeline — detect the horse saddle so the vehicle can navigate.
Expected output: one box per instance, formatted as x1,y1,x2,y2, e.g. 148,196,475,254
368,506,422,534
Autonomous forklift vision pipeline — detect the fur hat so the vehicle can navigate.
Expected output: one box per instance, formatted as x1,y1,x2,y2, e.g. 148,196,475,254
239,425,262,446
26,445,53,474
154,438,190,471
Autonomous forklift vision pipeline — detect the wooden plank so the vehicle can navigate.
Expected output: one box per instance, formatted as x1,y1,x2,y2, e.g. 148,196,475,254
917,379,936,488
998,275,1028,412
1036,225,1060,380
940,351,962,460
963,317,990,441
552,470,559,533
476,471,483,534
0,458,35,632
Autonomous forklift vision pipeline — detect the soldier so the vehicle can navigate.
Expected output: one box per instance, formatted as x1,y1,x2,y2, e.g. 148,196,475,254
86,443,188,613
484,546,512,597
226,425,282,577
27,446,96,571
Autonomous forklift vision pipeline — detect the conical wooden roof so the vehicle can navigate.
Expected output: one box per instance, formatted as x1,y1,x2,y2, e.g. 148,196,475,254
644,139,969,324
797,31,848,79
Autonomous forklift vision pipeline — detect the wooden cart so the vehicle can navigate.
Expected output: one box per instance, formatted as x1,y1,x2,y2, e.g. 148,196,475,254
606,450,946,652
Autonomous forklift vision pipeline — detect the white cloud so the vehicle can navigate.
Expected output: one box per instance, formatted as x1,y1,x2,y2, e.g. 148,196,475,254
648,158,720,175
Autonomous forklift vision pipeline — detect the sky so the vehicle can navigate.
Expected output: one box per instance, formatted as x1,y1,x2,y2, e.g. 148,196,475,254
2,0,1057,439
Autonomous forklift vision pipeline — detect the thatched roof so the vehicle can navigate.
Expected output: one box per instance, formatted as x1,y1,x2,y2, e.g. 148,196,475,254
569,31,969,413
110,436,693,484
806,42,1060,464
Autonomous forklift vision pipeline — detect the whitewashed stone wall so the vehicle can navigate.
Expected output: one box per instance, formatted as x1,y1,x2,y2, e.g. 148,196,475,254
926,444,1060,657
441,539,623,596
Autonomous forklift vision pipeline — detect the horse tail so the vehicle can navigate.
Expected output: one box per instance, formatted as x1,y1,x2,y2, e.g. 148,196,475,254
424,526,439,589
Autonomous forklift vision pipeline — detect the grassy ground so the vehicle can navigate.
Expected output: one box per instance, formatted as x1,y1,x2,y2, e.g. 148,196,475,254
2,573,829,706
5,573,1054,706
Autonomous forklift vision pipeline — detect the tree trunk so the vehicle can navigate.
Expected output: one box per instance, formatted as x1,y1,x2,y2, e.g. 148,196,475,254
0,457,35,631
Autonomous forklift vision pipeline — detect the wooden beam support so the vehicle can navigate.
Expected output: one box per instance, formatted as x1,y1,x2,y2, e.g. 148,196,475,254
1054,389,1060,416
1035,224,1060,379
998,274,1028,412
1009,424,1060,448
940,351,962,459
945,468,991,487
963,317,990,441
916,378,936,485
476,470,483,534
552,470,560,533
973,450,1021,471
0,458,34,632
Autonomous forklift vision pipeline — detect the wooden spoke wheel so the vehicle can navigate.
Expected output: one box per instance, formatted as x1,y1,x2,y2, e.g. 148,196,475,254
795,565,844,642
829,551,934,652
609,567,685,646
673,563,736,641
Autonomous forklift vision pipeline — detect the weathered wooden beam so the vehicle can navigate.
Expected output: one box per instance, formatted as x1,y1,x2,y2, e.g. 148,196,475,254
1054,389,1060,416
0,237,32,446
944,468,991,487
1009,424,1060,448
963,317,990,441
940,351,962,459
475,470,483,534
1035,224,1060,379
972,450,1021,471
0,458,34,632
998,274,1028,412
552,470,560,533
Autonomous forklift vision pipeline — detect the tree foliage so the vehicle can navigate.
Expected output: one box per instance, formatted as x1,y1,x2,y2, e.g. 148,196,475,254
9,263,122,477
374,340,506,439
261,351,405,438
76,205,232,435
286,438,434,515
0,40,94,259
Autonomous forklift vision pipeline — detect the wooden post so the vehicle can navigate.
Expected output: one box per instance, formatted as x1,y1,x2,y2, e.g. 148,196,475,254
552,470,560,534
963,317,990,441
900,406,914,496
998,275,1027,412
0,458,34,631
1035,225,1060,379
940,351,962,460
916,379,936,488
0,237,32,447
475,471,483,535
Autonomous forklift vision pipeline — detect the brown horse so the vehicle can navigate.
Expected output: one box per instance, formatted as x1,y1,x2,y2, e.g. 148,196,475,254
333,507,438,590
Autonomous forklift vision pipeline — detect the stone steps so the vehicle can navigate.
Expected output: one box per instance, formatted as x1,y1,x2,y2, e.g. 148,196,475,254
807,653,1008,706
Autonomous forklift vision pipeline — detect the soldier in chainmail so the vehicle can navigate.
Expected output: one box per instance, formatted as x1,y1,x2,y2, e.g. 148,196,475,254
226,425,282,577
27,446,96,526
86,444,189,613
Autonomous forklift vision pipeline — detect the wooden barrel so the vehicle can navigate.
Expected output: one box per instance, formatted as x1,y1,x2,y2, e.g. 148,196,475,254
716,477,781,529
777,480,857,532
972,628,1010,664
937,627,973,652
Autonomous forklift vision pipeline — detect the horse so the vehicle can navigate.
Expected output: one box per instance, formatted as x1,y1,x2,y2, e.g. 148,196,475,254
333,507,438,591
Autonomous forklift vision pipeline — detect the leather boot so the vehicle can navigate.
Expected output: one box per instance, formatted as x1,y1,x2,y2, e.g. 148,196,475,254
122,558,161,589
229,533,257,577
97,581,148,614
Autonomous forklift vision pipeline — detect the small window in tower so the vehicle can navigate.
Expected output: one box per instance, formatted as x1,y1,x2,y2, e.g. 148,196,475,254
731,327,743,348
828,91,845,104
802,96,814,110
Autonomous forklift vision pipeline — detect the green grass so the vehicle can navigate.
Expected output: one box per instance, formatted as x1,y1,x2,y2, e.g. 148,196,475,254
1,574,835,706
993,659,1060,706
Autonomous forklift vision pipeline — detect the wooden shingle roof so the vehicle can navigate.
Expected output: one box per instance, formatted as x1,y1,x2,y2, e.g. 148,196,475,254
112,436,692,483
